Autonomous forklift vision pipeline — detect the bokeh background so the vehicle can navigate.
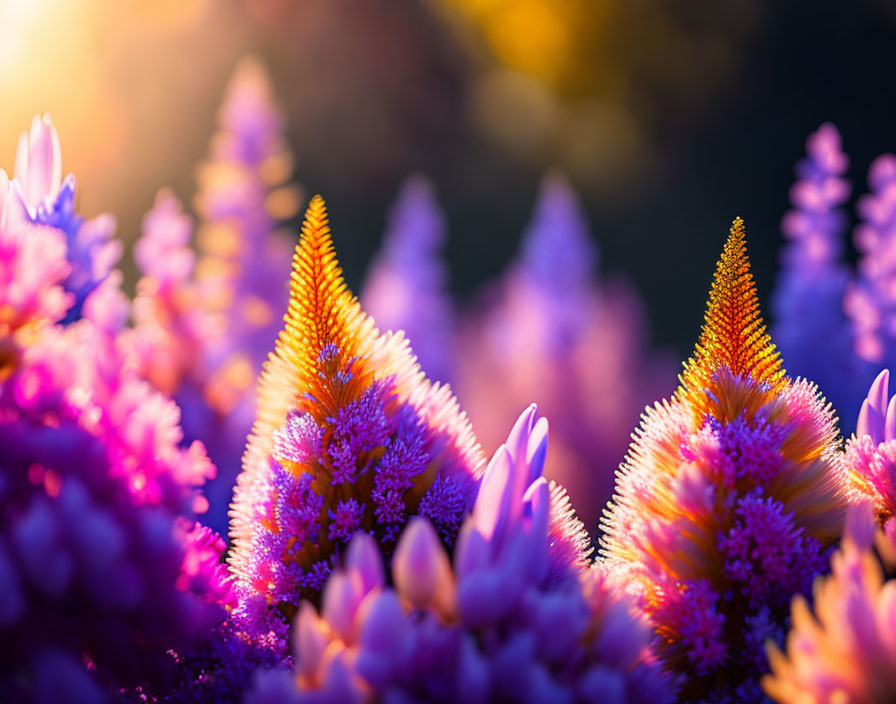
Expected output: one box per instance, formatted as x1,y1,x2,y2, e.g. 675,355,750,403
2,0,895,357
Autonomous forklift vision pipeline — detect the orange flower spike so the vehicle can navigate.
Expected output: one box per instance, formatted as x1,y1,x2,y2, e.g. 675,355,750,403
229,196,486,641
601,218,845,701
680,217,785,409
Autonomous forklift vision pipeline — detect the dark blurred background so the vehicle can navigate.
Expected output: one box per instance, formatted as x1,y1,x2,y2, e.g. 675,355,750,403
2,0,895,357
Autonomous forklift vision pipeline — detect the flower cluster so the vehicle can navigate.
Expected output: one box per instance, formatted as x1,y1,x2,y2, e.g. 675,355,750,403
246,405,666,704
227,196,487,643
602,218,847,701
0,119,228,702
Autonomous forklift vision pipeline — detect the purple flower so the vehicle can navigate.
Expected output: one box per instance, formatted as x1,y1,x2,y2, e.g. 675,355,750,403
228,196,487,644
845,154,896,392
14,114,121,324
771,123,866,427
248,406,667,704
458,171,675,528
361,175,456,384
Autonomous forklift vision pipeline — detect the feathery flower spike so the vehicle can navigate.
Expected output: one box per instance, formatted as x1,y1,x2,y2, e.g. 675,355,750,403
845,154,896,386
680,216,785,408
246,405,670,704
772,123,861,428
602,218,846,702
228,195,486,641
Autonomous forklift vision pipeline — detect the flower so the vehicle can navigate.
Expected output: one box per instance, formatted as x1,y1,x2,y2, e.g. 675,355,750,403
840,369,896,544
228,195,487,642
248,405,667,704
13,114,121,324
193,54,300,373
457,171,674,530
0,171,72,335
0,126,225,699
763,502,896,703
771,123,864,428
845,154,896,386
601,218,847,701
361,175,455,385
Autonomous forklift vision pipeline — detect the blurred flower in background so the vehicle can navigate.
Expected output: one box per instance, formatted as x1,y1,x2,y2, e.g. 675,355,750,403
361,175,456,386
129,56,300,534
456,172,674,530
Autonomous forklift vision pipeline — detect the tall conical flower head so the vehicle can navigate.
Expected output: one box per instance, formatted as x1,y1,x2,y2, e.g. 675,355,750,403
246,406,670,704
846,154,896,370
763,503,896,704
193,55,300,373
228,196,486,640
361,175,455,385
840,369,896,544
772,123,861,427
601,218,846,701
458,172,674,529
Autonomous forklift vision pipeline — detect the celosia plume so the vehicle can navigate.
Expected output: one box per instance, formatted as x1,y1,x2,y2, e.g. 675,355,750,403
247,405,667,704
602,218,846,701
228,195,486,640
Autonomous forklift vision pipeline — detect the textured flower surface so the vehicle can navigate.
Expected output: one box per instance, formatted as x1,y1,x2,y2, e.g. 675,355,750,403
0,122,226,702
602,218,846,702
228,195,487,642
361,175,455,385
840,369,896,544
458,171,674,530
246,405,664,704
772,123,864,428
763,503,896,704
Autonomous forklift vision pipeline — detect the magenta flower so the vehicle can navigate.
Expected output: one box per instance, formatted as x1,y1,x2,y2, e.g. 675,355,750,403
0,120,230,700
458,171,674,529
247,405,666,704
840,369,896,544
361,175,455,385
